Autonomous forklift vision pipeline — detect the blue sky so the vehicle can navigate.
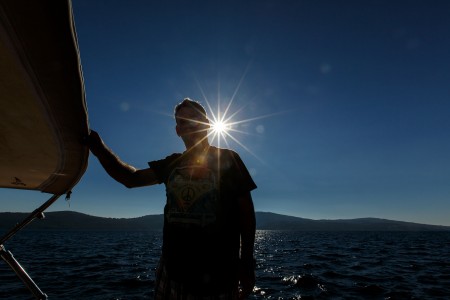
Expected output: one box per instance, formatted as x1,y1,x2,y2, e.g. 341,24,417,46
2,0,450,226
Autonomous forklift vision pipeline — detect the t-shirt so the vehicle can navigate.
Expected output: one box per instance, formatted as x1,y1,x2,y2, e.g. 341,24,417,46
149,146,256,294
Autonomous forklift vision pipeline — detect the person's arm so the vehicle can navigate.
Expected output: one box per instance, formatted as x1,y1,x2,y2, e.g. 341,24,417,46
238,191,256,299
88,130,159,188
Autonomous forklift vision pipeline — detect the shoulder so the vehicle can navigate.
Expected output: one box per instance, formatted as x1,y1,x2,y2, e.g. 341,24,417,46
210,146,239,159
210,146,247,170
212,147,257,191
148,153,182,167
147,153,182,182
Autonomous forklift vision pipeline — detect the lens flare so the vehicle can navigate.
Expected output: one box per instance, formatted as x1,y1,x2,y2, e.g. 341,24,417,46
191,64,285,162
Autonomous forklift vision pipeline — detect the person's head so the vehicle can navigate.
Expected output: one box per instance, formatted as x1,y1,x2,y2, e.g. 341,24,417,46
174,98,210,146
174,98,208,120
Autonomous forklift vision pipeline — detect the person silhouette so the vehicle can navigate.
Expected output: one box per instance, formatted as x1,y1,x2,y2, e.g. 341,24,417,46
88,98,257,299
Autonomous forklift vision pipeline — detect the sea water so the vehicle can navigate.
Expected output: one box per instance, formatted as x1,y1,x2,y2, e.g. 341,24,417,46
1,230,449,299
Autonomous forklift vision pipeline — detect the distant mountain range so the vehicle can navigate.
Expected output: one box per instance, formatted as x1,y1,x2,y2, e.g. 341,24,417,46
0,211,449,232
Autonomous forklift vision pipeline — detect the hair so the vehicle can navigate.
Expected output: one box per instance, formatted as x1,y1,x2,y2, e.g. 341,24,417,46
174,98,208,120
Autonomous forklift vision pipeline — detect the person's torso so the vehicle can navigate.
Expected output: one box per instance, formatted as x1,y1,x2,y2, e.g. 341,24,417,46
162,148,241,293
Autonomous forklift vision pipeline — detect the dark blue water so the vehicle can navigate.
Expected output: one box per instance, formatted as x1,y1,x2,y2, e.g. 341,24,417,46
1,231,449,299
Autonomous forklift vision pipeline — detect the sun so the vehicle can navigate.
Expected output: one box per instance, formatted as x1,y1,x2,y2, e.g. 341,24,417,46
205,101,241,149
193,64,280,161
211,119,230,135
207,111,234,148
202,96,279,164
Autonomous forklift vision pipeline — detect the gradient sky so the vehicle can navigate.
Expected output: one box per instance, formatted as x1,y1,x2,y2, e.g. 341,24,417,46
2,0,450,226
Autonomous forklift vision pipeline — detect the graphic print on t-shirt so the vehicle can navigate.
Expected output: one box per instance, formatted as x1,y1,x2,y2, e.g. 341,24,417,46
166,165,218,227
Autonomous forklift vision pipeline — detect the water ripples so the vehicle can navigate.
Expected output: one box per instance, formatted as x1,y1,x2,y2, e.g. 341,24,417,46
1,231,449,299
253,231,450,299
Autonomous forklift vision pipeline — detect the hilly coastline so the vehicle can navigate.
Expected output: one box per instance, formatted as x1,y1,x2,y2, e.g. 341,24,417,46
1,211,449,232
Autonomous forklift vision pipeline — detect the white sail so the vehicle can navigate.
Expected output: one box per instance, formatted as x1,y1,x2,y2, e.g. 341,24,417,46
0,0,89,195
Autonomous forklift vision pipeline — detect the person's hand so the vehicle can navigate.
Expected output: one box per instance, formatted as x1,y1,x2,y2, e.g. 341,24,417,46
239,259,256,299
86,130,104,156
